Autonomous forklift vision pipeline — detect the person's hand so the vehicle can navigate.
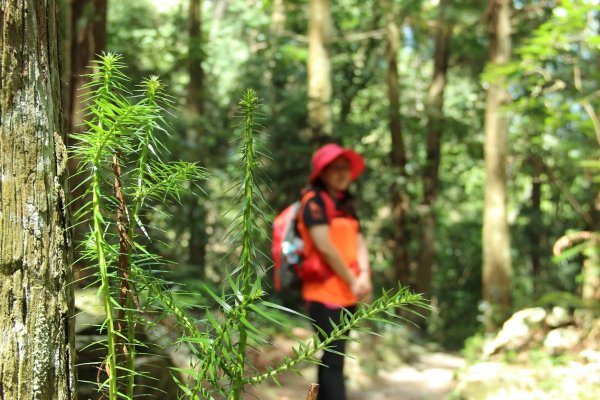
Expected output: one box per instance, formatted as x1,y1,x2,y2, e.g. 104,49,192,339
356,271,372,303
351,272,372,302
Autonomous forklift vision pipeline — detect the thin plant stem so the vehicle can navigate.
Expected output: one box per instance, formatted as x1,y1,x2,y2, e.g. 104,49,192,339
121,86,156,400
93,172,118,400
93,60,119,400
112,151,135,398
229,90,260,400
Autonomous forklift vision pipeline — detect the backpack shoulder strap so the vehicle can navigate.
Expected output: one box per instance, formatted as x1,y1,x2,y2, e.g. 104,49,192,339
319,190,337,222
298,188,337,224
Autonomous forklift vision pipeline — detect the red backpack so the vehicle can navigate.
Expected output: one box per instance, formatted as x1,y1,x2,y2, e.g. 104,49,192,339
272,189,336,291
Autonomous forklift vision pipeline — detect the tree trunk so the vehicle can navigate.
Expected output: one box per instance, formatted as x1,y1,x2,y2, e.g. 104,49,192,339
528,156,543,294
67,0,107,135
385,3,410,287
0,1,76,399
271,0,285,35
269,0,286,124
307,0,332,144
187,0,203,138
66,0,107,280
482,0,512,329
417,0,451,299
62,3,73,120
186,0,208,275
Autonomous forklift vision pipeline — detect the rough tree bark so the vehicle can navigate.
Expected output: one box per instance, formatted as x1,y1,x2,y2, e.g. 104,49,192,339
482,0,513,329
307,0,332,144
417,0,452,299
384,1,411,287
0,1,76,399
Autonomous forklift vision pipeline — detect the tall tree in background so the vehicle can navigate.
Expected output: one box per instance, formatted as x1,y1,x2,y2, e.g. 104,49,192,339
417,0,452,299
271,0,285,37
385,0,410,286
187,0,204,128
66,0,107,133
0,1,76,398
307,0,332,144
268,0,287,140
64,0,107,275
527,153,544,294
482,0,512,328
266,0,287,134
187,0,208,275
270,0,286,113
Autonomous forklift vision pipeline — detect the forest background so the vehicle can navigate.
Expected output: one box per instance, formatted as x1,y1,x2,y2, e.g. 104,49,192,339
62,0,598,346
1,0,599,398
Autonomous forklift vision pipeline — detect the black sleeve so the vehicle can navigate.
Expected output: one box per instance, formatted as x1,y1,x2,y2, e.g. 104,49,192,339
302,193,330,228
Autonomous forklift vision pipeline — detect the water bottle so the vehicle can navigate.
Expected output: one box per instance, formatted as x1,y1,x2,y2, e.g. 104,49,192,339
283,238,304,265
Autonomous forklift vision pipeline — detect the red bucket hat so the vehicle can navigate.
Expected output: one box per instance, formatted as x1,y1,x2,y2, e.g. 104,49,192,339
309,143,365,183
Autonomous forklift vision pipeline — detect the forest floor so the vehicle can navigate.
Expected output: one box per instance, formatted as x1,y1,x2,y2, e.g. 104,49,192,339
247,326,465,400
74,291,600,399
247,320,600,400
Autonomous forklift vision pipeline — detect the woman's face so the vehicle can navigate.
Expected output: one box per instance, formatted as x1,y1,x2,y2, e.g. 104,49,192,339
320,156,352,192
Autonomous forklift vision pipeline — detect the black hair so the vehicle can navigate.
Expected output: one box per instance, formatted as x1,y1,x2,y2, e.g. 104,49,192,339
310,179,358,218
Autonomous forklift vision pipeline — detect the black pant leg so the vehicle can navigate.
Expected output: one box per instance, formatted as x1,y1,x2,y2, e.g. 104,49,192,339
308,302,356,400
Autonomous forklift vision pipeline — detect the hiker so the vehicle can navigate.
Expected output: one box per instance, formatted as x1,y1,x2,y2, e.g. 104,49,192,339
299,143,372,400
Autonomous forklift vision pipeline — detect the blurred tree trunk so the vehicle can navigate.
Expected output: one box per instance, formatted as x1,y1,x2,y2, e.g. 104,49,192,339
417,0,451,299
270,0,285,114
67,0,107,135
385,1,410,287
0,1,76,398
482,0,512,330
307,0,332,144
187,0,204,130
187,0,208,276
65,0,107,278
528,155,543,294
272,0,285,35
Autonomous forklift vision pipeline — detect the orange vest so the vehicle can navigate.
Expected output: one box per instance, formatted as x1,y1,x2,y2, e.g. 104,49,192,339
297,190,360,307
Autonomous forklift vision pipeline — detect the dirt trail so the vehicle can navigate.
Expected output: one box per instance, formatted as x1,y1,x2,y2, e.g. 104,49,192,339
248,330,465,400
